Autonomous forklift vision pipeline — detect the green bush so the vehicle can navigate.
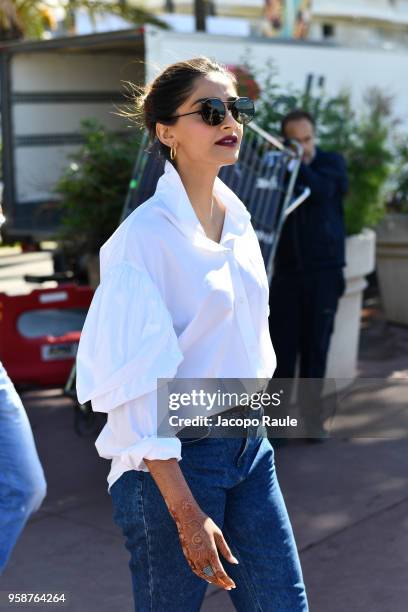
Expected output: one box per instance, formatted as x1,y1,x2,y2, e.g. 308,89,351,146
55,119,142,255
386,135,408,214
343,90,394,234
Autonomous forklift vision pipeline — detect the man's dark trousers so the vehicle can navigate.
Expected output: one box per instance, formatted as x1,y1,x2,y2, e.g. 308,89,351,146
269,268,345,379
268,268,345,434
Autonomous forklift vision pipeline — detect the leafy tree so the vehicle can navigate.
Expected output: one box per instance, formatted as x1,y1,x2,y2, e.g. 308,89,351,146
0,1,167,41
61,0,167,34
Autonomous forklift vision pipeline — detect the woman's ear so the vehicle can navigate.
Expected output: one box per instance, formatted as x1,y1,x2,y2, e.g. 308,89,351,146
156,123,176,149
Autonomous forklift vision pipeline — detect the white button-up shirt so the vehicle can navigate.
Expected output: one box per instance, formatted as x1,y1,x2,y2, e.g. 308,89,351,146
76,160,276,493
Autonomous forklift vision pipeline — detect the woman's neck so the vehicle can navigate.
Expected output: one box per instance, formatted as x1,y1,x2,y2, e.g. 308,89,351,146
176,161,219,219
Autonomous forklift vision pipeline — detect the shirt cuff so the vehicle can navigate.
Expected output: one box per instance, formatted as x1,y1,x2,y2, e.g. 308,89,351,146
118,436,182,472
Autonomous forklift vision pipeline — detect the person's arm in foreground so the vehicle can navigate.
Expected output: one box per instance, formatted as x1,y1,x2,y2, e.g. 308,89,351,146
144,457,238,590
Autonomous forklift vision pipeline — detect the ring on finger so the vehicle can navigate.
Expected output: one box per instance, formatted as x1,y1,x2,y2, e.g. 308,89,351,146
202,565,215,577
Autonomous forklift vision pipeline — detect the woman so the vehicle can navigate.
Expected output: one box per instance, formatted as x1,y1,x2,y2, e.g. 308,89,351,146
76,57,308,611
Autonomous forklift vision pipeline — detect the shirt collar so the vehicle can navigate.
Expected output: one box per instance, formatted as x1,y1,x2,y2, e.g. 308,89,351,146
154,160,251,252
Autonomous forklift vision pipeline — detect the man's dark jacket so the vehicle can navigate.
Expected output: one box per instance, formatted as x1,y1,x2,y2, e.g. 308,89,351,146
274,147,348,273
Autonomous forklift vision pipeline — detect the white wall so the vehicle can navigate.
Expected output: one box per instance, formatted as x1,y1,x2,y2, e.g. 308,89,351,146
312,0,408,24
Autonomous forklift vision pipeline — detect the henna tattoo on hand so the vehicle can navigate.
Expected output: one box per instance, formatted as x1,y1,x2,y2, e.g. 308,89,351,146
166,498,209,571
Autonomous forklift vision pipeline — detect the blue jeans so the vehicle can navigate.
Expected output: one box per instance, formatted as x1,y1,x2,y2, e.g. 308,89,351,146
110,407,308,611
0,362,47,574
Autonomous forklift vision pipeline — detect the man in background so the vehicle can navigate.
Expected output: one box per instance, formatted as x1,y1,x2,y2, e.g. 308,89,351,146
268,109,348,439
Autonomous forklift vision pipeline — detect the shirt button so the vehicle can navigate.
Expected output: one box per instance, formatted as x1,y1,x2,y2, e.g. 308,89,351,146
238,296,245,304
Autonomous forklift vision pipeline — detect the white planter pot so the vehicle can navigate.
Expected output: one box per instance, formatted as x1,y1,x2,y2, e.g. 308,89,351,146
375,213,408,326
324,228,376,391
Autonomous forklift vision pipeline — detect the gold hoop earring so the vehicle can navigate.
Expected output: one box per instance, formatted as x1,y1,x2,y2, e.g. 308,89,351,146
170,146,177,161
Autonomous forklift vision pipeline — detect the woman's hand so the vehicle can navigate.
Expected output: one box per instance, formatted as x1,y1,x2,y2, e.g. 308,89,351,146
167,497,239,590
143,457,239,589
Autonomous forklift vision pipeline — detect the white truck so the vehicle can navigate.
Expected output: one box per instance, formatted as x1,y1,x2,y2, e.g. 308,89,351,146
1,24,407,244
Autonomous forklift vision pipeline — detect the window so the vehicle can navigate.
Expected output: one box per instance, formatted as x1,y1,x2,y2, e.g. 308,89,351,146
17,308,88,338
322,23,335,39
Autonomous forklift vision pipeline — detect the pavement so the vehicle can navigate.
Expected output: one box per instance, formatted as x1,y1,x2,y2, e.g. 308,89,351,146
0,246,407,612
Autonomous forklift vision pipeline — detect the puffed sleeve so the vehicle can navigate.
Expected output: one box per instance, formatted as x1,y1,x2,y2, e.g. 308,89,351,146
76,261,184,413
75,261,184,471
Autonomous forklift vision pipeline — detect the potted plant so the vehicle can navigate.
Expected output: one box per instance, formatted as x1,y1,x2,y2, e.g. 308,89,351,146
55,119,142,288
375,136,408,326
323,89,393,383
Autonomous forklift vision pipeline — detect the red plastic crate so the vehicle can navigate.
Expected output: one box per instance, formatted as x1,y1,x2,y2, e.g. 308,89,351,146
0,284,94,387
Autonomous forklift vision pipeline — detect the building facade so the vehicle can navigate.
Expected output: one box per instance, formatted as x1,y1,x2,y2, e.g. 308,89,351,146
309,0,408,49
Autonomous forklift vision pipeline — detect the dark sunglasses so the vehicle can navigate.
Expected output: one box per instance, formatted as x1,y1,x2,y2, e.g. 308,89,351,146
167,96,255,126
